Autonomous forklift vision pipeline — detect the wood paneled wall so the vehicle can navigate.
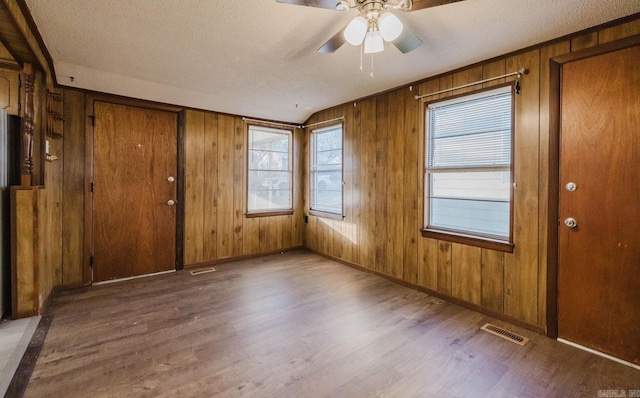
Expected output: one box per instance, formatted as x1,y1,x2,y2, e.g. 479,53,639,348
183,110,304,267
303,19,640,330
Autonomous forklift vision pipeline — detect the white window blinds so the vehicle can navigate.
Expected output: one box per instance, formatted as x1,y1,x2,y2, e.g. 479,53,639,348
428,87,512,169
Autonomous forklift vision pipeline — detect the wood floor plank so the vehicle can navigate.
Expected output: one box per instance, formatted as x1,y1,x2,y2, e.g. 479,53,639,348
24,251,640,397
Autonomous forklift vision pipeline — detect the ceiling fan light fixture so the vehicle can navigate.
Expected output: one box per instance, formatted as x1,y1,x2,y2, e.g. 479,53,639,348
364,30,384,54
378,12,403,42
335,0,351,11
344,16,367,45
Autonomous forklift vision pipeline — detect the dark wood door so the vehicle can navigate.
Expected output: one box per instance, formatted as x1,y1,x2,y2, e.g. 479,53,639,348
93,102,177,282
558,45,640,365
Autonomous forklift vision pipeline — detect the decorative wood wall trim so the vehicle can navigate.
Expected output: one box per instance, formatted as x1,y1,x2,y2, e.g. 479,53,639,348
546,33,640,338
20,62,33,185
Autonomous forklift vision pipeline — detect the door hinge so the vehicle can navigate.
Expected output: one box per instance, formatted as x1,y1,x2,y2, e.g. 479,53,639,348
90,255,94,267
89,115,95,126
91,182,94,192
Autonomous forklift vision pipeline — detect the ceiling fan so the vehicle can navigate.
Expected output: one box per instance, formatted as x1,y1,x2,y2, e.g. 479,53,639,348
276,0,464,54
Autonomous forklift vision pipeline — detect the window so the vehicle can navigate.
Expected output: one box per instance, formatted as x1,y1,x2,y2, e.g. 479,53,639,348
424,84,514,250
310,124,343,217
247,125,293,215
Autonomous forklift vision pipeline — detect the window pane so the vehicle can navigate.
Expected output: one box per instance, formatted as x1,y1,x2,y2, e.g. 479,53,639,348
311,125,343,215
430,198,509,237
425,85,513,242
247,126,292,213
431,171,510,201
428,87,511,168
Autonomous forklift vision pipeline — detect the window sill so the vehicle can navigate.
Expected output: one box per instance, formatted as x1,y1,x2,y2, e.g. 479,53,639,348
421,228,514,253
309,209,344,221
246,209,294,218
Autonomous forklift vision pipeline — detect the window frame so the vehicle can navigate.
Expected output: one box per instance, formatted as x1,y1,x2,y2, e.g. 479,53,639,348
421,83,515,253
246,124,294,217
309,122,344,220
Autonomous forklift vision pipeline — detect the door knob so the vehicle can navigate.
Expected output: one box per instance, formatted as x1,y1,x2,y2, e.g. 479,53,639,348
564,217,578,228
168,176,175,182
565,182,577,192
167,199,175,206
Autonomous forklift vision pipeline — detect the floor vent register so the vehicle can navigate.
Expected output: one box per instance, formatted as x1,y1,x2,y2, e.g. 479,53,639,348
481,323,529,346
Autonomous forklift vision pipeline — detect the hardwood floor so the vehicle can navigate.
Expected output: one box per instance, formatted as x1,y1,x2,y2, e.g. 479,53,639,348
24,251,639,397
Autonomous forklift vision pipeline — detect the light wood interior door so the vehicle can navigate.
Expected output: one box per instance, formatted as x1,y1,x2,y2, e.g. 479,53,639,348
558,45,640,365
93,102,177,282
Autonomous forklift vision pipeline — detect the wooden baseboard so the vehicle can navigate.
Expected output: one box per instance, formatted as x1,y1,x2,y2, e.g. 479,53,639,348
305,248,545,335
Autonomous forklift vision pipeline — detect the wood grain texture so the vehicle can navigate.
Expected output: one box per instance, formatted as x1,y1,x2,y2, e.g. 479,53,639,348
10,187,38,318
61,89,85,286
24,251,640,397
570,32,598,51
538,41,570,326
558,45,640,365
183,110,205,265
503,50,540,325
598,19,640,44
202,112,218,260
92,102,177,281
452,243,481,305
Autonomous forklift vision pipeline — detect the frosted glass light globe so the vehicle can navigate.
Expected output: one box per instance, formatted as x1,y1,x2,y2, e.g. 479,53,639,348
344,16,367,45
379,12,403,42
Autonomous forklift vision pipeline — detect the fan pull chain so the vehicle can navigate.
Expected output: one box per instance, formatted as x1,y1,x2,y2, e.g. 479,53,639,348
370,53,374,79
360,43,363,72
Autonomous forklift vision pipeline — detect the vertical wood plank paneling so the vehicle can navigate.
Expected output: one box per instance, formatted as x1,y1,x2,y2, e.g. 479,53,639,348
62,90,85,285
11,187,38,317
349,103,361,265
538,41,570,326
598,19,640,44
402,85,419,285
481,248,504,312
375,94,389,273
570,32,599,51
416,79,439,290
216,114,234,259
504,49,541,325
292,127,304,248
342,105,355,263
202,112,218,260
360,98,377,269
183,110,205,265
387,89,404,279
452,244,482,305
437,240,452,295
233,117,244,256
482,60,506,88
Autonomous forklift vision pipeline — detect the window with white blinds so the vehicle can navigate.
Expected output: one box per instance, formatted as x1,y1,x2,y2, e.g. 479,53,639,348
425,85,513,241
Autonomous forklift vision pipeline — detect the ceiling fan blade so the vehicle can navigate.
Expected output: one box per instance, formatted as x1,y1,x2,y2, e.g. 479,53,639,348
392,27,422,53
317,27,347,53
276,0,340,10
404,0,465,11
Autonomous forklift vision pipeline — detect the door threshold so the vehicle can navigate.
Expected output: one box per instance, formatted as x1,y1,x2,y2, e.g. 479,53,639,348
93,270,176,286
558,338,640,371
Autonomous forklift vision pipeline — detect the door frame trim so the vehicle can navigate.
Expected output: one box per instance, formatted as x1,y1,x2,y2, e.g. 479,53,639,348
546,34,640,338
84,94,184,285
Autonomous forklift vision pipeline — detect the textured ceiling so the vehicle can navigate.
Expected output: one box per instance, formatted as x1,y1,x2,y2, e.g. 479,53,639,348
25,0,639,123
